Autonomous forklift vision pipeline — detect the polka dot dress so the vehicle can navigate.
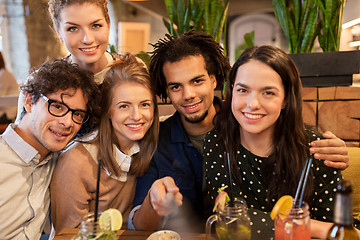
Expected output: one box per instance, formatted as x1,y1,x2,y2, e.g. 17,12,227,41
203,129,344,239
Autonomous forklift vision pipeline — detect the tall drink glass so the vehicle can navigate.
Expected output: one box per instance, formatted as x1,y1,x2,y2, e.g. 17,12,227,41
275,201,310,240
71,212,117,240
206,198,251,240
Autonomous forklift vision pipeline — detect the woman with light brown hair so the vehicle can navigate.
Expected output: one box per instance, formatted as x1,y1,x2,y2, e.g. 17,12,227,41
50,53,159,233
16,0,123,124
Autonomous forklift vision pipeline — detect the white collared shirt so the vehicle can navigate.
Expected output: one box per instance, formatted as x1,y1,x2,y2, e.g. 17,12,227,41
0,124,57,240
80,130,140,182
112,143,140,182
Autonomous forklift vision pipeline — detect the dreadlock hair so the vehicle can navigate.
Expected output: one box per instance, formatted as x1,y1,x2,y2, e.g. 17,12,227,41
215,45,313,203
149,30,231,101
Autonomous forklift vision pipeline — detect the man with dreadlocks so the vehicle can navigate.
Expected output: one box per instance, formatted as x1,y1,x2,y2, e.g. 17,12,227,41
129,30,350,232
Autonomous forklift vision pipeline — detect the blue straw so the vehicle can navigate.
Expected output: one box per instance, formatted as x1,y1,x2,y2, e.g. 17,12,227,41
293,159,308,208
293,156,313,209
298,156,312,208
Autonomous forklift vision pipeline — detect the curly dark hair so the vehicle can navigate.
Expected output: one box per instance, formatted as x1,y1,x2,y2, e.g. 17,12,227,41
20,59,101,131
149,30,230,101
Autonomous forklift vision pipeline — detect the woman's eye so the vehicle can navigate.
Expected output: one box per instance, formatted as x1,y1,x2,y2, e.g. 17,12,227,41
119,105,128,109
92,24,102,29
236,88,247,93
67,26,77,32
142,103,151,107
264,91,275,96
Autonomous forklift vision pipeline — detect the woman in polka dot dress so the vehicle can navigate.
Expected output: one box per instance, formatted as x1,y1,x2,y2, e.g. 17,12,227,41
203,45,360,239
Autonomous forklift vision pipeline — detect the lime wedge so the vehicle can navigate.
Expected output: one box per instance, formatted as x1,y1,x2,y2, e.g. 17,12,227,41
99,208,122,231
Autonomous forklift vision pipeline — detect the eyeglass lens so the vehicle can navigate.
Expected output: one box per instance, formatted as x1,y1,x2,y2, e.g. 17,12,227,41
49,102,87,124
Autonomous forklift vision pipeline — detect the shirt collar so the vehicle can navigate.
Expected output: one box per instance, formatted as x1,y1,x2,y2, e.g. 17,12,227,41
2,124,56,165
112,142,140,182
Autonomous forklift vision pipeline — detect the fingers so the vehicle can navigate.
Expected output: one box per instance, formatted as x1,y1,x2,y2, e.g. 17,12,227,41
310,146,349,170
309,132,349,170
149,177,183,216
322,158,349,170
322,131,336,139
311,134,346,148
310,145,348,156
162,176,180,193
309,131,349,170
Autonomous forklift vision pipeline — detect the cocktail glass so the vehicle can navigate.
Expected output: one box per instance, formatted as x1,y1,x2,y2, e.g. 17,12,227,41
274,201,310,240
206,198,251,240
71,212,117,240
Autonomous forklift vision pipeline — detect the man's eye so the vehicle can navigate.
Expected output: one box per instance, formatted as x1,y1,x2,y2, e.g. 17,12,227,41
171,85,180,91
52,103,64,110
74,111,85,118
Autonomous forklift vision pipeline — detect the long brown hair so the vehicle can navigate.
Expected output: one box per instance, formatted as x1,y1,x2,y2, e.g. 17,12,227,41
94,54,159,177
215,45,312,202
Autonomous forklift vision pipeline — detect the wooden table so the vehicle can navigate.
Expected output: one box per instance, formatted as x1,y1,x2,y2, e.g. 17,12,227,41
53,228,320,240
54,228,208,240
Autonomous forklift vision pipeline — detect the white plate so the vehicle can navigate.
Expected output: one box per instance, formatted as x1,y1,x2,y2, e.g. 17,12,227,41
147,230,181,240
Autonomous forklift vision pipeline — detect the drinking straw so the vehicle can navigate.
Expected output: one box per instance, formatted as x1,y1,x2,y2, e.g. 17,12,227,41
292,155,313,209
292,159,308,208
298,156,313,208
94,159,101,224
224,152,234,207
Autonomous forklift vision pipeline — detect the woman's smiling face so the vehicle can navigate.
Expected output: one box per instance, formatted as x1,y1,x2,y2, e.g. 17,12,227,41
109,82,154,153
56,3,110,70
231,59,285,138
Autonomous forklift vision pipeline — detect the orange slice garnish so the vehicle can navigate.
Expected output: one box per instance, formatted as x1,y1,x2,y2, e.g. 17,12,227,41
270,195,294,220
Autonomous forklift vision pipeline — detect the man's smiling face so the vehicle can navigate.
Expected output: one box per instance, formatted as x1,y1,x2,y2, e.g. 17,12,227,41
163,55,217,124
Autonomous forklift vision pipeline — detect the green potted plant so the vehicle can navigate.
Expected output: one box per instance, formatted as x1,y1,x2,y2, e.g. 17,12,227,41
273,0,360,87
162,0,229,51
272,0,319,53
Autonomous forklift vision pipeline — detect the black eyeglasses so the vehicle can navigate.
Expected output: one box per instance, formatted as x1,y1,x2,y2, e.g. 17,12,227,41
40,94,89,124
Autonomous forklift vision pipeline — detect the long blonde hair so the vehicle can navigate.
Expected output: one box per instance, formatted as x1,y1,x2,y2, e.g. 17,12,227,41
96,54,159,177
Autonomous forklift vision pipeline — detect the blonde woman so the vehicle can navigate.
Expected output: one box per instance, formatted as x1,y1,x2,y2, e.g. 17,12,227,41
16,0,123,123
50,54,159,233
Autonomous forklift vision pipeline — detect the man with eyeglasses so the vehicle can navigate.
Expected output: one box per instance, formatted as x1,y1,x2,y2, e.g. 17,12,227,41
0,60,100,240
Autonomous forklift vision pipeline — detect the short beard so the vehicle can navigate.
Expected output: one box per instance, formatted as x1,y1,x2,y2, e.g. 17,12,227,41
184,110,208,124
